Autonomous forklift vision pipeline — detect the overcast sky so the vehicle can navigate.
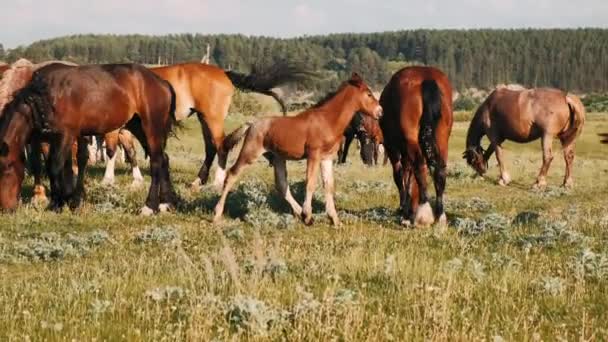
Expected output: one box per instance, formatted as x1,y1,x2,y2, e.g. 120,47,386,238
1,0,607,48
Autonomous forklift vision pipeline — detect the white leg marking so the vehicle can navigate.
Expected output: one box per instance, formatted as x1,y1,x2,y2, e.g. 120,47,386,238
140,206,154,216
414,202,435,227
102,153,117,185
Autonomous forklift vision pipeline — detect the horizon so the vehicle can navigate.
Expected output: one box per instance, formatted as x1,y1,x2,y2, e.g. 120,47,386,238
2,0,607,48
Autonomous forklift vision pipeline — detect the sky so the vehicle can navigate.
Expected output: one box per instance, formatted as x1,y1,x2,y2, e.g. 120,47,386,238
1,0,607,48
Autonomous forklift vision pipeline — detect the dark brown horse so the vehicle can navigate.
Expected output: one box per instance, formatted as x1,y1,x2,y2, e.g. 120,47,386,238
0,63,177,214
380,66,453,227
337,112,385,166
463,88,585,188
214,73,383,226
150,61,313,191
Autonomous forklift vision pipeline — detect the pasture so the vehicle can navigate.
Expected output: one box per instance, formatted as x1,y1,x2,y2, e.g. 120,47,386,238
1,111,607,341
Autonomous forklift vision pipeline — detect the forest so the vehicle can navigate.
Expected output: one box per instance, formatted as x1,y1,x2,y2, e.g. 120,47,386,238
1,29,607,97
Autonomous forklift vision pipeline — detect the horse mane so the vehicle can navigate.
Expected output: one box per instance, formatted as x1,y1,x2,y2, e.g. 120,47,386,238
0,59,78,118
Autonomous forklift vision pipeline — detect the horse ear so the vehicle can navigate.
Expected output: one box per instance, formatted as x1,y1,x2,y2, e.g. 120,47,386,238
348,72,363,87
0,142,9,157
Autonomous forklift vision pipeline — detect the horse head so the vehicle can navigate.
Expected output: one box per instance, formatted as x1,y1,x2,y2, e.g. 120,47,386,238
462,145,487,175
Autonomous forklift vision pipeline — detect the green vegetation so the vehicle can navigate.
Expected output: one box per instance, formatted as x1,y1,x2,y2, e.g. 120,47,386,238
3,29,608,93
1,112,607,340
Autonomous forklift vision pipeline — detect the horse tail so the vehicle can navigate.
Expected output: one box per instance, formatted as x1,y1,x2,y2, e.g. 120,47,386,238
223,123,252,153
165,80,180,138
562,94,586,146
419,80,443,169
224,59,317,116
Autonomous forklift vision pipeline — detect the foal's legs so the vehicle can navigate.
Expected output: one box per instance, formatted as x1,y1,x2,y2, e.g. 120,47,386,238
119,129,144,187
69,136,89,210
320,159,340,226
272,156,302,217
560,138,575,188
101,130,119,185
302,155,321,226
29,134,48,204
534,134,554,189
213,135,265,223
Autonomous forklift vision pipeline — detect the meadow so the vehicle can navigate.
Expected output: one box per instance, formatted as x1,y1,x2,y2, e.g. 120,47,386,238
0,111,607,341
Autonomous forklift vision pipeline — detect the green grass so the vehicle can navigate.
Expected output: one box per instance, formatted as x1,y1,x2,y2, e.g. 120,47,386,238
1,112,608,340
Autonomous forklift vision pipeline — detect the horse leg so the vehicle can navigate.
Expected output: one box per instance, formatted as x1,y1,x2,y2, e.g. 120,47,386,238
534,135,554,189
406,140,434,227
337,136,346,163
340,134,354,164
158,152,179,212
385,145,407,222
320,159,340,226
47,134,75,212
213,135,264,223
273,155,302,218
432,124,450,227
102,131,119,185
119,129,144,187
29,135,48,205
302,155,321,226
69,136,89,210
560,138,575,188
191,114,217,190
493,142,511,186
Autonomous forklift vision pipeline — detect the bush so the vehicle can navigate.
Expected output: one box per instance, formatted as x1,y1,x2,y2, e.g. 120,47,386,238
453,95,479,111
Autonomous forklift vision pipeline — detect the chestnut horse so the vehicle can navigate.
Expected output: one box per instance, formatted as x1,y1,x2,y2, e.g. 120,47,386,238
148,61,312,191
214,73,383,226
0,63,177,214
380,66,453,227
463,88,585,188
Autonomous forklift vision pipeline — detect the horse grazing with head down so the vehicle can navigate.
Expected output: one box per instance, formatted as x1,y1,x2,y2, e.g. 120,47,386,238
380,66,453,227
213,73,383,226
463,87,585,189
0,63,177,214
337,111,385,166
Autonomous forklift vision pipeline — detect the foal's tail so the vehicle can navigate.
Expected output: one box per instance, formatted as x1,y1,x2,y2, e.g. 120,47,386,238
225,59,317,115
419,80,443,169
223,123,252,153
562,94,586,146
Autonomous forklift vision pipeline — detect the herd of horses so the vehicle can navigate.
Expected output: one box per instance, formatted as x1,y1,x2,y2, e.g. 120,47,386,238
0,57,601,227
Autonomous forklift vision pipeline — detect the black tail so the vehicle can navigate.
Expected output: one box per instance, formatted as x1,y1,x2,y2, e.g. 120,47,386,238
165,80,180,138
225,59,317,115
419,80,443,169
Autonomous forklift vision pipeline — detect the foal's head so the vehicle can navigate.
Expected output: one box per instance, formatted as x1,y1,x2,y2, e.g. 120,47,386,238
0,99,33,210
463,146,487,176
348,73,383,120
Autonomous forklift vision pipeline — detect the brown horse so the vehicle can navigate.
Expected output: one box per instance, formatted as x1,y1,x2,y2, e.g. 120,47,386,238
380,66,453,227
96,129,144,187
0,63,177,213
149,61,313,191
463,88,585,188
213,73,383,226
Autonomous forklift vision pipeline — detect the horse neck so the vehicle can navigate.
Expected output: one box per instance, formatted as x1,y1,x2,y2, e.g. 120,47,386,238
465,107,486,149
315,87,361,136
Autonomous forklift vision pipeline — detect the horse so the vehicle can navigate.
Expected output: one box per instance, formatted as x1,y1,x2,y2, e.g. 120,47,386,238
213,73,383,226
145,61,313,192
0,63,177,214
337,112,385,166
94,129,144,187
380,66,453,227
463,87,585,189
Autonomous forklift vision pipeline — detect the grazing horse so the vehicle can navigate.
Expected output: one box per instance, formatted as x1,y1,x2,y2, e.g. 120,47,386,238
338,112,385,166
380,66,453,227
146,61,312,191
0,63,177,214
95,129,144,187
213,73,383,226
463,88,585,188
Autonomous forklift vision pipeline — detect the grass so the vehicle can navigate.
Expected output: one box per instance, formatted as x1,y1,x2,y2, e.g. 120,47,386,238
1,112,607,340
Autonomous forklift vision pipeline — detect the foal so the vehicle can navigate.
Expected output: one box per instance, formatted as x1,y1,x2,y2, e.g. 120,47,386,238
213,73,383,226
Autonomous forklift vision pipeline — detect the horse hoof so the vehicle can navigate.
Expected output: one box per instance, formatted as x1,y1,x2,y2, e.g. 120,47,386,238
562,179,574,189
400,218,412,227
159,203,172,213
140,206,155,216
533,182,547,190
436,212,447,226
190,178,203,192
498,179,508,186
101,178,115,186
302,214,314,226
330,217,341,227
414,202,435,227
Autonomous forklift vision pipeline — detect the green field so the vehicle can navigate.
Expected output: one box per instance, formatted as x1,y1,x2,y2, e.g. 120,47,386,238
1,112,607,341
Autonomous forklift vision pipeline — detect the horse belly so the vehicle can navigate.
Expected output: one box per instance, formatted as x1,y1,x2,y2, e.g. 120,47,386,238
174,86,195,121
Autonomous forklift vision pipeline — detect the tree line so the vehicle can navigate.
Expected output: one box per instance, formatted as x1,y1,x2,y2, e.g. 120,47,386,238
1,29,607,93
